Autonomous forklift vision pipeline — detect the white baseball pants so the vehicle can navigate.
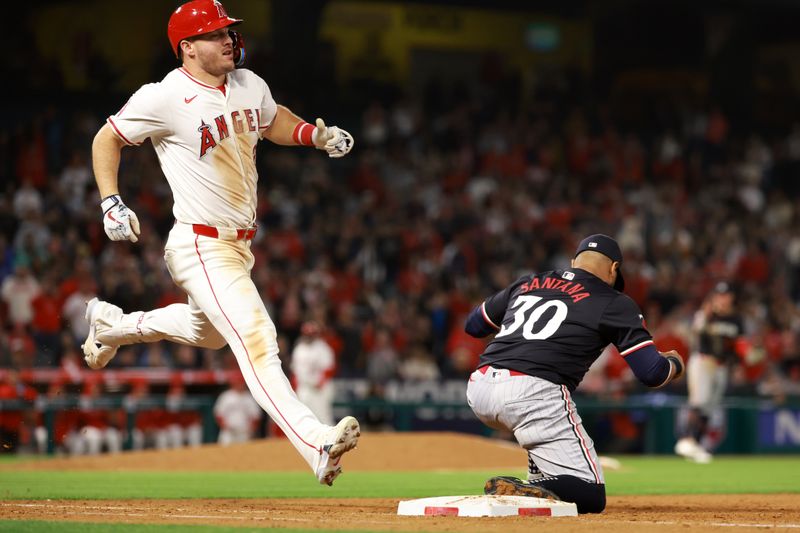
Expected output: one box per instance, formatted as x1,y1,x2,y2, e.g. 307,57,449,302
687,353,728,414
467,365,605,484
99,222,330,471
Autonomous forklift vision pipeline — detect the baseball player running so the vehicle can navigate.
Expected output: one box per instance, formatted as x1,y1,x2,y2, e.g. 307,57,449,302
83,0,359,486
465,234,685,513
674,281,745,463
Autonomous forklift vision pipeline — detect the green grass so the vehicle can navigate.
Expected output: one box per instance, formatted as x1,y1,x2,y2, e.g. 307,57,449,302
0,456,798,500
1,458,798,532
606,456,800,494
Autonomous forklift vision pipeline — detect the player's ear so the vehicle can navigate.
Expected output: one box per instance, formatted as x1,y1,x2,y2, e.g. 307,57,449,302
179,40,194,60
570,258,576,268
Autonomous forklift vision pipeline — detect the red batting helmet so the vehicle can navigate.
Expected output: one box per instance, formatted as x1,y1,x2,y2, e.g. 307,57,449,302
167,0,243,59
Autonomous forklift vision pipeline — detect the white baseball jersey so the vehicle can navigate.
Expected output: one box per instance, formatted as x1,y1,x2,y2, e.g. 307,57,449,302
291,338,336,389
291,337,336,426
213,388,262,433
107,67,278,228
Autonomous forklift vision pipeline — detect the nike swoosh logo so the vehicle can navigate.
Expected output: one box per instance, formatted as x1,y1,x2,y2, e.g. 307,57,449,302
184,95,197,104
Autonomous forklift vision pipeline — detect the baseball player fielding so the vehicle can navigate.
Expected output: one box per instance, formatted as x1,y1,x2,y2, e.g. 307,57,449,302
465,234,685,513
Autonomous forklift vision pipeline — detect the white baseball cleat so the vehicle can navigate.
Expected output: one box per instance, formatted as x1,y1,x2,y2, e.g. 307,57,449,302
692,448,713,464
674,437,695,458
674,437,713,464
316,416,361,486
82,297,123,370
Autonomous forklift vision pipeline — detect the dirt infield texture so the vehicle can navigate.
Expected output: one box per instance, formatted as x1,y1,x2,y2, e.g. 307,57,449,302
3,495,799,532
2,432,799,532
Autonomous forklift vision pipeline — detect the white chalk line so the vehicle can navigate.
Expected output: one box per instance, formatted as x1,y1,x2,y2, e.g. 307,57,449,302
711,524,800,529
604,519,800,529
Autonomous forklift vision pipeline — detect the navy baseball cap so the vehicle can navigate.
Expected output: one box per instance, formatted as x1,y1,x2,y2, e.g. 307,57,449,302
712,281,734,295
575,234,625,291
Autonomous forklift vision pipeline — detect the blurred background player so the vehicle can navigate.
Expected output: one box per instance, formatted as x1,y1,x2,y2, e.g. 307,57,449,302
214,373,262,445
33,376,81,456
165,374,202,448
291,321,336,425
72,377,123,455
125,377,168,450
675,282,750,463
0,370,37,453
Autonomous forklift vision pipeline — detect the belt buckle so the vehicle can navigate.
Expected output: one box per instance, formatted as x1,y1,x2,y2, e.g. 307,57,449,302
213,227,236,240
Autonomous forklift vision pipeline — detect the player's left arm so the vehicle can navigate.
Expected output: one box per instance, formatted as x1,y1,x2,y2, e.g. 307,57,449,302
465,275,528,337
600,295,685,388
465,301,501,338
626,346,685,387
261,105,354,158
259,105,305,145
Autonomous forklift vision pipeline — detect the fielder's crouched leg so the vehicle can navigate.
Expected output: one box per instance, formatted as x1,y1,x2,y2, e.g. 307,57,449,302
484,474,606,514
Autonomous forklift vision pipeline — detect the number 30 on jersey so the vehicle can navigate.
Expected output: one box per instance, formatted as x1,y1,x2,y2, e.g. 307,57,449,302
495,295,568,340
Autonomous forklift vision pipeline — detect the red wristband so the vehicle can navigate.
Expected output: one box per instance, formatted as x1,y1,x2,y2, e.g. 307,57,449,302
292,122,315,146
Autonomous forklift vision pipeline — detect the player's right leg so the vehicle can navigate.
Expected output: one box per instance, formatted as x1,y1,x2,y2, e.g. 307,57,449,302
82,297,123,369
513,382,606,513
83,296,226,369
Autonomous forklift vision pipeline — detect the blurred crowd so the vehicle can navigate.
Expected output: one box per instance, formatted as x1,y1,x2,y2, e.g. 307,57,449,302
3,50,800,428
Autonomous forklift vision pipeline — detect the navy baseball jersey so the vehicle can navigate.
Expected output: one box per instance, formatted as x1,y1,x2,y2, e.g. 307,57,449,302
477,268,652,391
696,312,744,363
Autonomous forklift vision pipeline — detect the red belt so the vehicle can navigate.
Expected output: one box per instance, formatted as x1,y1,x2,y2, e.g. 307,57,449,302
191,223,257,241
477,365,527,377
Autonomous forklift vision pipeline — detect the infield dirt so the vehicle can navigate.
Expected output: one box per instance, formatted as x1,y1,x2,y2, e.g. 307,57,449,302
2,432,799,532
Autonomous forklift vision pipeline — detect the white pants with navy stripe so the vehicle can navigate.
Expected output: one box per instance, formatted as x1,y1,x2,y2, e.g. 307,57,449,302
99,222,330,473
467,365,604,484
687,353,728,414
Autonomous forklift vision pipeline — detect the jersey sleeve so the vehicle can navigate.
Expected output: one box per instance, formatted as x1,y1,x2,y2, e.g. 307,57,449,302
482,275,528,329
258,78,278,133
107,83,170,145
599,294,654,357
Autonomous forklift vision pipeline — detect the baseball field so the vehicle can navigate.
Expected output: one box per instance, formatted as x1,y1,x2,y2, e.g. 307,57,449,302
0,432,798,532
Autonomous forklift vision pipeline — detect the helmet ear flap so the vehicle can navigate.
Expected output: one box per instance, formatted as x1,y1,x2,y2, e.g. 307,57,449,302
229,30,245,67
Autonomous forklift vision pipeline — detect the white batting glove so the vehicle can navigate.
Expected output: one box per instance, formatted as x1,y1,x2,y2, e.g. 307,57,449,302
313,118,354,158
101,194,141,243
